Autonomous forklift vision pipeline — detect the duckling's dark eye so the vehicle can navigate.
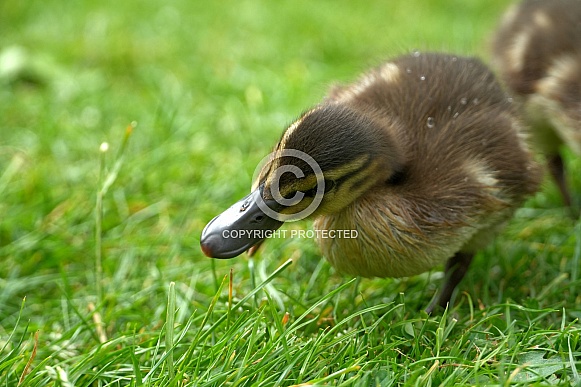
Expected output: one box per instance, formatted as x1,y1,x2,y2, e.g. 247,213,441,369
304,188,318,197
324,180,336,192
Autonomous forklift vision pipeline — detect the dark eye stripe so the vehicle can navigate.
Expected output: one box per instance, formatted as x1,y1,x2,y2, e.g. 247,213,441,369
334,167,365,189
271,158,368,200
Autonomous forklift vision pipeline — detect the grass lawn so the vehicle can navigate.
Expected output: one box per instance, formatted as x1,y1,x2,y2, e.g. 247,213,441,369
1,0,581,385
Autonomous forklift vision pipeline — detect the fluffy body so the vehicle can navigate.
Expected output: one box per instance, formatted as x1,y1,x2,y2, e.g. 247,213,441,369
253,53,541,280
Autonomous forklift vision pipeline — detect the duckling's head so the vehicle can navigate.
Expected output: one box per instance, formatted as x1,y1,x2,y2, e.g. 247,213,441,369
200,103,404,259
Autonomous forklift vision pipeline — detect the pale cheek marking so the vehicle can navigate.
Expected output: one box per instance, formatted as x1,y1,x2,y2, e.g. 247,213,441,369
317,160,381,214
341,162,381,198
323,156,369,180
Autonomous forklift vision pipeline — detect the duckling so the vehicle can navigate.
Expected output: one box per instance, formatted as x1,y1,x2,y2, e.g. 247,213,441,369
201,53,542,312
491,0,581,208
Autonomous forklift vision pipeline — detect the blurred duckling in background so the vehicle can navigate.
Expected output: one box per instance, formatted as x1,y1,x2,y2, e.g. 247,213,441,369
201,52,542,312
492,0,581,208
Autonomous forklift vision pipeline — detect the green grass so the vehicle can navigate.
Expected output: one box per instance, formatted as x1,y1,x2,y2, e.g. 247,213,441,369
1,0,581,385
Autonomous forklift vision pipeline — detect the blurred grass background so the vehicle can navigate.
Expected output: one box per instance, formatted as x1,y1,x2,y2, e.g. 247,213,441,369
1,0,580,385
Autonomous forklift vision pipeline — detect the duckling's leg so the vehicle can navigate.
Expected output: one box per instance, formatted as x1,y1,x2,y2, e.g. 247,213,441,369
547,153,572,208
425,252,474,314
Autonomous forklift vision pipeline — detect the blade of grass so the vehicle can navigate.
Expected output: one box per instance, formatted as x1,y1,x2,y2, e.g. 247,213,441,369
165,281,176,380
0,297,26,354
95,141,107,305
0,153,24,197
570,222,581,295
179,259,294,376
130,330,143,387
228,268,233,329
100,123,136,197
198,258,294,344
95,123,135,306
17,330,37,386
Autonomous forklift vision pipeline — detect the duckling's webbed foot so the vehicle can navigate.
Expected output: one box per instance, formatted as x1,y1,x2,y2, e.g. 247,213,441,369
547,153,572,208
425,252,474,314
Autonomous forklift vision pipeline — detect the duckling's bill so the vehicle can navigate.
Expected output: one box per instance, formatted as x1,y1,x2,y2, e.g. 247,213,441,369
200,185,284,259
